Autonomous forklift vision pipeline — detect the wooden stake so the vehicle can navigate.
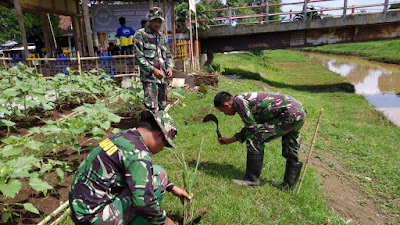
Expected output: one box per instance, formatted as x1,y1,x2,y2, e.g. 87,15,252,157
77,51,82,75
296,108,323,195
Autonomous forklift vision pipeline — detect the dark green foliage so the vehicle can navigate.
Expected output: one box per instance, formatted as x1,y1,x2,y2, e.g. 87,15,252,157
0,6,60,44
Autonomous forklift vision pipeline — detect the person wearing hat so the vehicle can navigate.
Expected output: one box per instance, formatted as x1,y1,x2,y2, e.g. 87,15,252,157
133,7,173,112
69,110,190,225
214,91,306,188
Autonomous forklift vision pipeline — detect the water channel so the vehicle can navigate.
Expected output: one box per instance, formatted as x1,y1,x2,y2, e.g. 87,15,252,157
303,52,400,127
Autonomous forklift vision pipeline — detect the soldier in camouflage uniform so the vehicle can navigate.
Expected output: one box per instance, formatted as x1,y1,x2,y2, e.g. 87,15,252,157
214,91,306,188
69,110,191,225
133,7,173,112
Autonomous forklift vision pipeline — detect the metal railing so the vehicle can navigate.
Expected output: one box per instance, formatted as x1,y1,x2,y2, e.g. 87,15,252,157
208,0,400,27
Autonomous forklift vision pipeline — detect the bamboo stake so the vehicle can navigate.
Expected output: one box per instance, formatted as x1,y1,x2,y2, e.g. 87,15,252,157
77,51,82,75
37,201,69,225
296,108,323,195
49,208,70,225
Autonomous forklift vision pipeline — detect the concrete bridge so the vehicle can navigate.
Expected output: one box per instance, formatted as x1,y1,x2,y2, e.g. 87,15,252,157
199,11,400,54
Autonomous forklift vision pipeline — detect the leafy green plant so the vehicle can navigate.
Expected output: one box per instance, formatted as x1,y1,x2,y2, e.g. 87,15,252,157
0,135,68,223
197,84,208,98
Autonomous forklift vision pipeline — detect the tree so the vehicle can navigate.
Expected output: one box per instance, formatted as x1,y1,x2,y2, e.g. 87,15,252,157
175,2,215,33
389,3,400,9
0,6,60,44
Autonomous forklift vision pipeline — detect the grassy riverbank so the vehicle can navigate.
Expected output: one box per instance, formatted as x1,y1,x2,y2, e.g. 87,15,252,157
160,50,399,224
61,50,399,224
301,39,400,64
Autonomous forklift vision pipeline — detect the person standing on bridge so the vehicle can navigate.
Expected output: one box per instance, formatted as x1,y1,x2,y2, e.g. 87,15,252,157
213,91,306,189
133,7,173,112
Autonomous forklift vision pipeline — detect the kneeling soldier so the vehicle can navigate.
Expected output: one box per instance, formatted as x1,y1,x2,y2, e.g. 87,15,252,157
69,110,191,225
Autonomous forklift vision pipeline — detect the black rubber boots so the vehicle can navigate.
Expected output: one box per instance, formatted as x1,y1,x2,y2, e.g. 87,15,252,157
270,161,303,189
232,150,264,186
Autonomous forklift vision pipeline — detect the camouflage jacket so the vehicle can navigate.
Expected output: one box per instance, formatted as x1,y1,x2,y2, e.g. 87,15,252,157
233,92,305,143
133,27,173,84
69,128,174,224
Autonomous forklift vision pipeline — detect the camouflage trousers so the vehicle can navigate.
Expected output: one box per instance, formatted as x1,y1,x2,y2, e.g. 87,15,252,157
72,165,169,225
247,106,306,162
142,82,167,112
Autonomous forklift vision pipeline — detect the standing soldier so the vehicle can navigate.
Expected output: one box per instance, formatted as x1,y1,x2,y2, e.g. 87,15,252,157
69,110,191,225
213,91,307,189
133,7,173,112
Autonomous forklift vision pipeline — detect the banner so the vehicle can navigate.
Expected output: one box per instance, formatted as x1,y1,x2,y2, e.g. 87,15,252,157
91,3,172,33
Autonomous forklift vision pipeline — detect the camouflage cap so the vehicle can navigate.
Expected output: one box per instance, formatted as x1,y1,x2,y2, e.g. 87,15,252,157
147,7,164,21
140,110,177,148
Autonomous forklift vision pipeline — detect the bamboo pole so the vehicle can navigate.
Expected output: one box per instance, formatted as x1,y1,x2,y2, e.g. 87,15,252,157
77,51,82,75
14,0,29,57
37,201,69,225
82,0,94,56
296,108,324,195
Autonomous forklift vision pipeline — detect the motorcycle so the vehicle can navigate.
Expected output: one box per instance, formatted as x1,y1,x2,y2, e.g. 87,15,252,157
293,6,321,21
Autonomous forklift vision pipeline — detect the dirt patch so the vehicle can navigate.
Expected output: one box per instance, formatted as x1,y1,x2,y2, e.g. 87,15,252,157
299,150,390,224
190,116,203,122
197,107,219,114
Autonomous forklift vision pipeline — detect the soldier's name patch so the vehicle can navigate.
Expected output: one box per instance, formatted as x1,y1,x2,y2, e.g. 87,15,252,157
99,138,118,156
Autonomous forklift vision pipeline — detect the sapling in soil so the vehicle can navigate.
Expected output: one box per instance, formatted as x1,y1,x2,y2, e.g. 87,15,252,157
173,138,204,225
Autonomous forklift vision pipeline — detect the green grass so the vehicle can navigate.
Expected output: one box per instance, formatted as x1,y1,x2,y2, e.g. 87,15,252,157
301,39,400,64
61,50,400,224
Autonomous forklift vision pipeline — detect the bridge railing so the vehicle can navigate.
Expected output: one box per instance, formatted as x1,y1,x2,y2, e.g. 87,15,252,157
207,0,400,27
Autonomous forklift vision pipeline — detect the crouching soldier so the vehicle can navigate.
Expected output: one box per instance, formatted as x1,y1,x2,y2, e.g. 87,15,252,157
214,91,306,189
69,110,191,225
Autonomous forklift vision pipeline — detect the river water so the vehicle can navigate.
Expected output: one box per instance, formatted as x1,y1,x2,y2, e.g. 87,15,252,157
303,52,400,127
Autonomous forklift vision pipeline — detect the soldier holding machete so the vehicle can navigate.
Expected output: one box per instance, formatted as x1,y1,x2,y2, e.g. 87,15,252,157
213,91,307,189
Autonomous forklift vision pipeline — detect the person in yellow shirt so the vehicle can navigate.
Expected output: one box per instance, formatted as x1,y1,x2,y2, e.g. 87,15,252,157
116,17,135,55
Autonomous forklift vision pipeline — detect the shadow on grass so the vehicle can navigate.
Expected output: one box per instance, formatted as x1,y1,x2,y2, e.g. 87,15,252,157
188,160,244,180
222,68,355,93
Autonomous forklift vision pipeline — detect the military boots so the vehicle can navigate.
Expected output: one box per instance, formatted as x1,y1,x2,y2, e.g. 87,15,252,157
232,150,264,186
270,161,303,190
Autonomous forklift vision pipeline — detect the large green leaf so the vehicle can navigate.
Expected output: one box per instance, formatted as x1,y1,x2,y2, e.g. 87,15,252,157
0,178,23,198
28,177,53,192
24,139,44,151
8,155,40,178
100,121,111,130
23,203,40,214
108,113,122,123
1,145,22,157
2,88,19,97
1,136,21,144
0,119,15,127
2,212,10,223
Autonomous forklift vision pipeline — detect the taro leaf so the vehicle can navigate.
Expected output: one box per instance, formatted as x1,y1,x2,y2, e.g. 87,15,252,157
1,136,21,144
91,127,107,139
27,126,42,134
28,177,53,193
0,178,23,198
2,212,10,223
0,119,15,127
39,164,52,175
112,128,122,134
56,168,64,182
2,88,19,98
23,203,40,214
40,102,54,111
100,121,111,130
24,139,44,151
8,155,40,178
1,145,22,157
108,114,122,123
